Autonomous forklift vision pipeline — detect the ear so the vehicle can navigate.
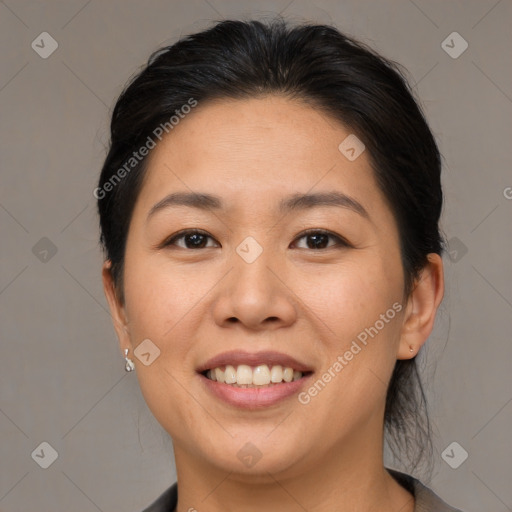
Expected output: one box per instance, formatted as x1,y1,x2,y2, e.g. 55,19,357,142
102,260,131,354
397,253,444,360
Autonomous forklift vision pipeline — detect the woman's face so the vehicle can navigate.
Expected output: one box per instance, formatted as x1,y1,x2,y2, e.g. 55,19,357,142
108,96,415,477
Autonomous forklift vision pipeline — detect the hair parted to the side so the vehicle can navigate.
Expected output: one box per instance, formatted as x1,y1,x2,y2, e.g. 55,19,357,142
97,17,444,474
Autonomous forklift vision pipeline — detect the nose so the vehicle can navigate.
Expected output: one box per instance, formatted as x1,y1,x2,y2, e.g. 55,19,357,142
212,248,297,332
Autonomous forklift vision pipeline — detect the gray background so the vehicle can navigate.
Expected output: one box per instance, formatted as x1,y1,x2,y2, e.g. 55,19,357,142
1,0,511,511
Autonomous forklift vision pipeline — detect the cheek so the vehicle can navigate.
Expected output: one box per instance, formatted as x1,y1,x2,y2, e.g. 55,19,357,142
303,251,403,337
121,253,193,371
300,252,404,406
121,255,202,434
123,251,205,340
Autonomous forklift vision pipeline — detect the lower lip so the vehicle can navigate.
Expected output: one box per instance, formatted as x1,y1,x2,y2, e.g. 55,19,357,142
199,373,313,409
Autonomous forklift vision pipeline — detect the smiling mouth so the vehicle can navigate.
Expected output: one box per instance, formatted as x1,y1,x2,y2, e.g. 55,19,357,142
201,364,312,388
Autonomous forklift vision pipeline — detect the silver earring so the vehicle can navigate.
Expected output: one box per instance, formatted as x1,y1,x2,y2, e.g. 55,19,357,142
124,348,135,372
409,346,415,353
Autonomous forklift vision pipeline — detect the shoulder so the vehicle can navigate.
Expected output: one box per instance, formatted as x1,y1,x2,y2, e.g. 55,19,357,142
388,469,464,512
141,482,177,512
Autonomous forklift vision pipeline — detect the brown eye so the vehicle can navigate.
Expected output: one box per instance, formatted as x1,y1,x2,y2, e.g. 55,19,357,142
163,230,219,249
292,230,349,250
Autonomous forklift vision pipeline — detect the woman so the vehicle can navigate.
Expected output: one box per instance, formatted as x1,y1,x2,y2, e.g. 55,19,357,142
97,18,462,512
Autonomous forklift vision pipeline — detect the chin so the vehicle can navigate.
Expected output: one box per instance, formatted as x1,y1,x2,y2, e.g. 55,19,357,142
197,434,310,478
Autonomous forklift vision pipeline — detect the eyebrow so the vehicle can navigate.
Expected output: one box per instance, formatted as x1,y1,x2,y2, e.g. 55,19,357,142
147,191,369,221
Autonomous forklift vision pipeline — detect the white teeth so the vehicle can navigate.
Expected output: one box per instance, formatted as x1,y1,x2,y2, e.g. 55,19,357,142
215,367,225,383
205,364,304,386
270,365,283,383
253,365,271,385
224,365,237,384
283,367,294,383
236,364,252,385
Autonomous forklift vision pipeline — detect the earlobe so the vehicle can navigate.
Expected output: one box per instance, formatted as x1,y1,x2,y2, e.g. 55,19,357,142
397,253,444,360
102,260,131,352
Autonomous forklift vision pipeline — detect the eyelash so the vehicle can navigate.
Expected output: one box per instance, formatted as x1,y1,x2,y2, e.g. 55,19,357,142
160,228,350,250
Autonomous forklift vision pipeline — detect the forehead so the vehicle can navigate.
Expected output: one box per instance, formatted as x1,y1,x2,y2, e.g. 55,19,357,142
159,95,349,166
134,95,388,221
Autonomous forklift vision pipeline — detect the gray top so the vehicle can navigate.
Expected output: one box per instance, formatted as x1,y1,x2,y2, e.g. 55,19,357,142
142,470,463,512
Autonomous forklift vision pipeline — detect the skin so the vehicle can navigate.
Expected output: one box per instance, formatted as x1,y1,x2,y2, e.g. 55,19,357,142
103,95,444,512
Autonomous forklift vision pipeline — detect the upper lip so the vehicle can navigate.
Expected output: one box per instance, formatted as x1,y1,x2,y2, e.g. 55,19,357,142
197,350,314,373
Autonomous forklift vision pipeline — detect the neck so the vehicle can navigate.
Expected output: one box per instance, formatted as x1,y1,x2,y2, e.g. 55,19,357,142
172,422,414,512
